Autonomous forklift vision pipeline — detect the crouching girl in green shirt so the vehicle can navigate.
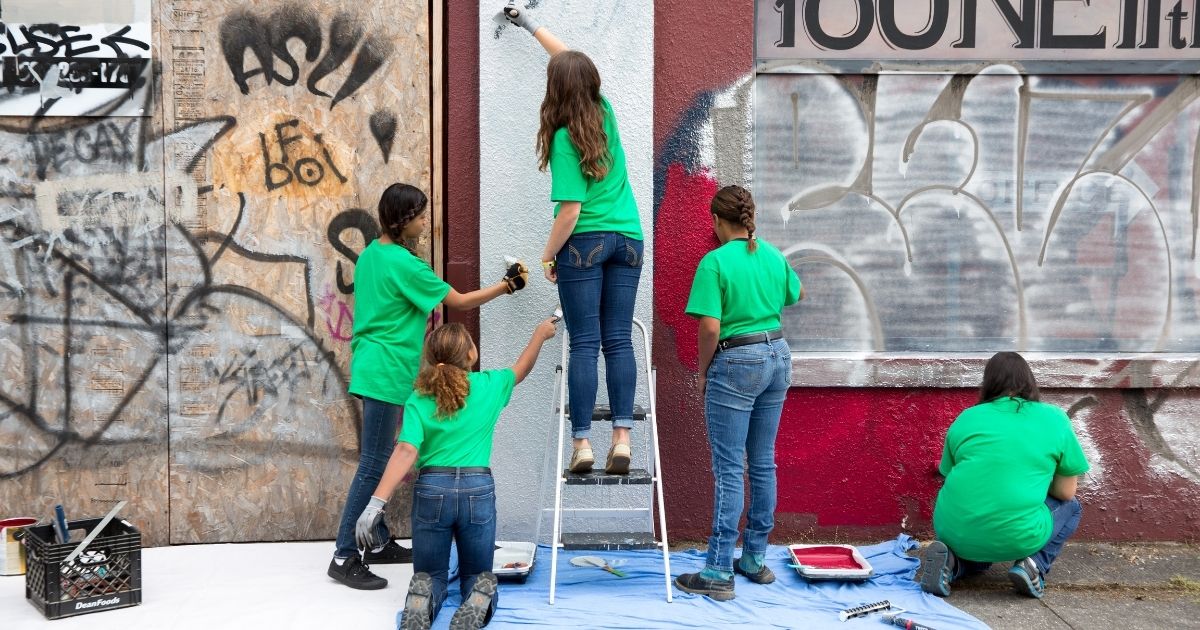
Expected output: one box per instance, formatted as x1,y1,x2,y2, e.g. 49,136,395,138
920,351,1089,600
356,318,558,630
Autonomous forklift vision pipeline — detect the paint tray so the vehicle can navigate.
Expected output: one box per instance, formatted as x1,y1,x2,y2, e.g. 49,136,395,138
788,544,873,581
492,540,535,583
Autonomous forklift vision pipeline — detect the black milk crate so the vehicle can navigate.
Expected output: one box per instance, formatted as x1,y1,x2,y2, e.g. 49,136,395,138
22,516,142,620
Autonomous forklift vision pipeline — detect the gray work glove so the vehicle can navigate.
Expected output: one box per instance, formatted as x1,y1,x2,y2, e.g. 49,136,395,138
503,1,541,34
355,496,386,550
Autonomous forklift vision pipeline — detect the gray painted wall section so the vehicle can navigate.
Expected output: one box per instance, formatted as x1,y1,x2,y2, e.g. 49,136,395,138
479,1,655,542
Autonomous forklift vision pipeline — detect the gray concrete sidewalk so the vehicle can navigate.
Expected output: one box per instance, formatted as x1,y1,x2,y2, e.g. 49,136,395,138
931,542,1200,629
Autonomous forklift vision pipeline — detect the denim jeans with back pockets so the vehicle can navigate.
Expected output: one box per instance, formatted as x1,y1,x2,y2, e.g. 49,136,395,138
555,232,644,439
703,337,791,573
412,471,498,623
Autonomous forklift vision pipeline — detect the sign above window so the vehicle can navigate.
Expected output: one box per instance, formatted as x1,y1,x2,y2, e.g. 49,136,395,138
756,0,1200,73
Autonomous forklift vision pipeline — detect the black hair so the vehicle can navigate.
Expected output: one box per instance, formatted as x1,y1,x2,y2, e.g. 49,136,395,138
978,351,1041,406
377,183,427,252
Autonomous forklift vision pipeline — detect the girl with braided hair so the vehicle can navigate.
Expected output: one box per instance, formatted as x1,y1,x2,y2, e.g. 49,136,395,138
676,185,804,601
328,183,530,591
356,319,558,630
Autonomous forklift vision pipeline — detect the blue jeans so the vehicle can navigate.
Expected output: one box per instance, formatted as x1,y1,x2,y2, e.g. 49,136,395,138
704,338,791,573
953,496,1083,578
333,397,400,558
413,471,498,622
555,232,644,439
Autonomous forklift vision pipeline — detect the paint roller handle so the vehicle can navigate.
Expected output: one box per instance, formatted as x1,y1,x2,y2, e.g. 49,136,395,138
502,2,541,35
882,612,938,630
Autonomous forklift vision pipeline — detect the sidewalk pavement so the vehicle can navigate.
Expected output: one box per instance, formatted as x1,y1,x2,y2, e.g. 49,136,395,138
924,542,1200,629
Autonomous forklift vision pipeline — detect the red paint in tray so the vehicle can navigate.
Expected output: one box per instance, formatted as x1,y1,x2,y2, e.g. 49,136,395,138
790,546,865,570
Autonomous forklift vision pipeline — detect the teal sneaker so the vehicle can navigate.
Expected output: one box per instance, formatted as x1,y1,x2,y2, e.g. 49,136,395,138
1008,557,1045,598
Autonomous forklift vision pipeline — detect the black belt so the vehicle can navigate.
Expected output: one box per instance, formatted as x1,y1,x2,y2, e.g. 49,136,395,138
419,466,492,476
717,329,783,352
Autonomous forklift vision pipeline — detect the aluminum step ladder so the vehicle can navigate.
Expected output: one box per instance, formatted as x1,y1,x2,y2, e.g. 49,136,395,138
546,317,671,604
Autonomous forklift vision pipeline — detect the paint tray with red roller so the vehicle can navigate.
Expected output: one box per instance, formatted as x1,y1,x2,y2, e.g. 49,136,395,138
787,544,874,581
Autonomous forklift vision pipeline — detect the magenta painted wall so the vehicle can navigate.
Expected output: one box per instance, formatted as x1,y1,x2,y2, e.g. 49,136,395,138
651,0,1200,543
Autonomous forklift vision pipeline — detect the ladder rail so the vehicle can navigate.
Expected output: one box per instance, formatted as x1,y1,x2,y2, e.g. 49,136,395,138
633,319,673,603
549,336,569,605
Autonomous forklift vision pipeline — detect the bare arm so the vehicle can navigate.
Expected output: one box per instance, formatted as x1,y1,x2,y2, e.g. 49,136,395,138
541,201,581,282
443,282,510,311
512,317,559,384
697,316,720,395
370,442,419,501
1049,474,1078,501
533,26,569,56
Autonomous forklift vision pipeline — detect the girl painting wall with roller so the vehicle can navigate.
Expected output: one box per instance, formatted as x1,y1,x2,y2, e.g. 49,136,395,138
503,2,645,476
327,183,530,591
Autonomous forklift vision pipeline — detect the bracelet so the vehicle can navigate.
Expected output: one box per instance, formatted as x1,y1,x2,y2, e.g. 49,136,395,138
541,260,556,269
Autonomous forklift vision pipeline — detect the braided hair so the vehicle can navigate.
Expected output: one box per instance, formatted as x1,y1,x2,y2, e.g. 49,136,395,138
414,323,473,418
377,183,427,254
711,184,758,252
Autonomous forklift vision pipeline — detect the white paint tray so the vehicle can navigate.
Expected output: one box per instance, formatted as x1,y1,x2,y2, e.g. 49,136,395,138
787,544,873,581
492,540,535,582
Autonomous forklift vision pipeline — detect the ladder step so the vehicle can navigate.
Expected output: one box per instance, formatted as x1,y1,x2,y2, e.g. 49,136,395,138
559,404,648,421
560,532,658,551
563,468,652,485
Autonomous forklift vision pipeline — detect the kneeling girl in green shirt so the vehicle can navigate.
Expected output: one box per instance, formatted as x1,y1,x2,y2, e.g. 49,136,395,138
356,318,558,630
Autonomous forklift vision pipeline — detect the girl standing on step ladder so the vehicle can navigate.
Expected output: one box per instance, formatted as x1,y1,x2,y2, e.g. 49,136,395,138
356,319,558,630
328,183,529,591
675,185,804,601
503,3,645,475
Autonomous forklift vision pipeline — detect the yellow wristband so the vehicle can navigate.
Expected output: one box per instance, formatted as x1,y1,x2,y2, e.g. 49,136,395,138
542,260,556,269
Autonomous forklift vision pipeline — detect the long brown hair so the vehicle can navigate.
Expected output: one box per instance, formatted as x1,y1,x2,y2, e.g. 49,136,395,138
414,323,473,418
711,185,758,252
978,351,1041,406
537,51,611,180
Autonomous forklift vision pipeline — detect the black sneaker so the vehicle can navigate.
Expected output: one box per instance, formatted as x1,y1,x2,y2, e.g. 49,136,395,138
327,555,388,590
674,572,735,601
400,572,434,630
364,539,413,564
449,571,498,630
918,541,954,597
733,558,776,584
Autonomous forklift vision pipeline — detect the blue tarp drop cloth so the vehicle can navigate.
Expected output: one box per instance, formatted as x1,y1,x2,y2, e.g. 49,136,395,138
403,534,988,629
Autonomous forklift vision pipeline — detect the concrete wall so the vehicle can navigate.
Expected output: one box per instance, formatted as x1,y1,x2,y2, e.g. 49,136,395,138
654,0,1200,542
0,0,431,546
479,0,655,541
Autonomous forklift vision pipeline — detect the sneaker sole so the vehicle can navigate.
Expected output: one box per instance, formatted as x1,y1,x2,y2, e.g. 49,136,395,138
449,571,498,630
918,541,952,597
400,573,434,630
673,576,735,601
1007,566,1045,599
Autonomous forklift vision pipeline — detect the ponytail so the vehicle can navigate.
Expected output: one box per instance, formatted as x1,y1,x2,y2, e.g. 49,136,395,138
711,184,758,252
414,323,474,418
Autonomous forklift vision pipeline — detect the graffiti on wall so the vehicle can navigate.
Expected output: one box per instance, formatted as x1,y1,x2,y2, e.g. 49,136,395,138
0,0,431,546
653,58,1200,540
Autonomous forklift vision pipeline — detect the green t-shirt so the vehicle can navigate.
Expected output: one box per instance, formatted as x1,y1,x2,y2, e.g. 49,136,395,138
348,241,450,405
549,96,642,240
398,369,517,468
684,238,802,338
934,397,1090,562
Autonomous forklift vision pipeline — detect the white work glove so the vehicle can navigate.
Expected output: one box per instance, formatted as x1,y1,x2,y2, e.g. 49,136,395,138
355,497,386,550
502,1,541,34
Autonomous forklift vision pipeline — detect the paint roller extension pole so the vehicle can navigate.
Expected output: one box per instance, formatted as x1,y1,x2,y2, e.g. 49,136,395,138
881,612,939,630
